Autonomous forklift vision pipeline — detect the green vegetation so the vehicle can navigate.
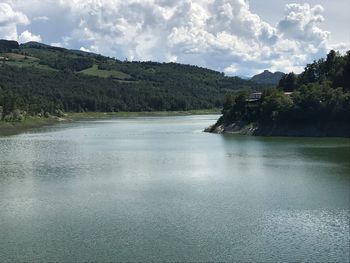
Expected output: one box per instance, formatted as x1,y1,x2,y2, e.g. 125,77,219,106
0,39,262,127
0,40,19,52
20,44,95,72
214,50,350,136
0,52,58,71
79,64,131,79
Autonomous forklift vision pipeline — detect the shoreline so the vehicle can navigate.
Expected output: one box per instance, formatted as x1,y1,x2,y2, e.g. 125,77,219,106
0,116,71,136
205,122,350,138
65,109,220,120
0,109,220,136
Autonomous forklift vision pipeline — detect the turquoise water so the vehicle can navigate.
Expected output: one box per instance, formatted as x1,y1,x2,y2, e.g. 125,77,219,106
0,115,349,262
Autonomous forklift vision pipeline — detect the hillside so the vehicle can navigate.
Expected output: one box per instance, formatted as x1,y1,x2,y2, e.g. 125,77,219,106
251,70,285,85
0,40,264,121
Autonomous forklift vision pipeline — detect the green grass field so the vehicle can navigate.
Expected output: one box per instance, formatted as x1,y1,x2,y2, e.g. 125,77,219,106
4,61,58,71
1,52,58,71
2,53,39,62
79,65,131,79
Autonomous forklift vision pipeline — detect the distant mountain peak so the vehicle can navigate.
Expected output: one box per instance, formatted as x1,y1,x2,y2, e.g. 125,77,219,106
251,70,285,86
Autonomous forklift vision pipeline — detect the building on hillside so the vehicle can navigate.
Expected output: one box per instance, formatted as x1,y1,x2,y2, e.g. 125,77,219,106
246,92,262,102
247,91,293,103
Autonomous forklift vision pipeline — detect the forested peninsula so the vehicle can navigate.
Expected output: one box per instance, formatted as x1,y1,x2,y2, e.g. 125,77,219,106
206,50,350,137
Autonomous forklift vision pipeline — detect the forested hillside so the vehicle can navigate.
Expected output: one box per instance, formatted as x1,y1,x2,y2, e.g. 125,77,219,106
0,40,261,121
211,50,350,137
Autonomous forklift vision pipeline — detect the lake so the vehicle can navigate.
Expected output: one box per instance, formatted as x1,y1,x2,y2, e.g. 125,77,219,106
0,115,349,262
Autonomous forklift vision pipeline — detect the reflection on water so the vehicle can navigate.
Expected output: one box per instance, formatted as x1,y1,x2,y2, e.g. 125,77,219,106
0,115,349,262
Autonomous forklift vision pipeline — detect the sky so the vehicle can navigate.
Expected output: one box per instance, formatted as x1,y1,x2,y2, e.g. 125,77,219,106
0,0,349,77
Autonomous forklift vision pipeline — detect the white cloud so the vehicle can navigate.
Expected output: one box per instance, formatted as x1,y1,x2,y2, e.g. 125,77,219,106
0,3,29,40
49,36,71,48
277,4,329,44
0,2,29,25
79,46,91,52
33,16,49,22
1,0,348,76
18,30,41,43
55,0,339,75
50,42,63,47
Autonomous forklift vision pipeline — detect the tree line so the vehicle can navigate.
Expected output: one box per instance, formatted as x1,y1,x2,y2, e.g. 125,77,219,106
0,40,263,121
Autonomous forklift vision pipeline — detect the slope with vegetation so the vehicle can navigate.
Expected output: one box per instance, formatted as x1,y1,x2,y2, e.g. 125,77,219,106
0,39,263,124
208,50,350,137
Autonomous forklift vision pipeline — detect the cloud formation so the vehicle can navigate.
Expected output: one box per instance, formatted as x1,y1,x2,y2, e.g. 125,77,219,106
278,3,330,46
0,2,29,40
0,0,348,76
18,30,41,43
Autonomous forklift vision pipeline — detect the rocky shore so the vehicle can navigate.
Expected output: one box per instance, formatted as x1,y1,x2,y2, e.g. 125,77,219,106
205,121,350,138
204,122,257,135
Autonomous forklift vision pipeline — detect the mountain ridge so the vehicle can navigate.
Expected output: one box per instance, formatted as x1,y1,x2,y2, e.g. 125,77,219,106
251,70,285,85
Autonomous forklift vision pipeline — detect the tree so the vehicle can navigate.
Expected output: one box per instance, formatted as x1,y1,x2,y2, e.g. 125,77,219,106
222,94,234,114
339,51,350,91
260,88,293,123
278,72,297,92
325,50,337,78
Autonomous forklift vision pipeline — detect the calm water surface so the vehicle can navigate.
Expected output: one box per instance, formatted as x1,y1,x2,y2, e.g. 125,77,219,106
0,115,349,262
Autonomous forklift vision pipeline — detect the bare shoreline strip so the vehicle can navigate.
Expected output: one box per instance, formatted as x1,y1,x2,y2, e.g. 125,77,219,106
0,110,221,136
